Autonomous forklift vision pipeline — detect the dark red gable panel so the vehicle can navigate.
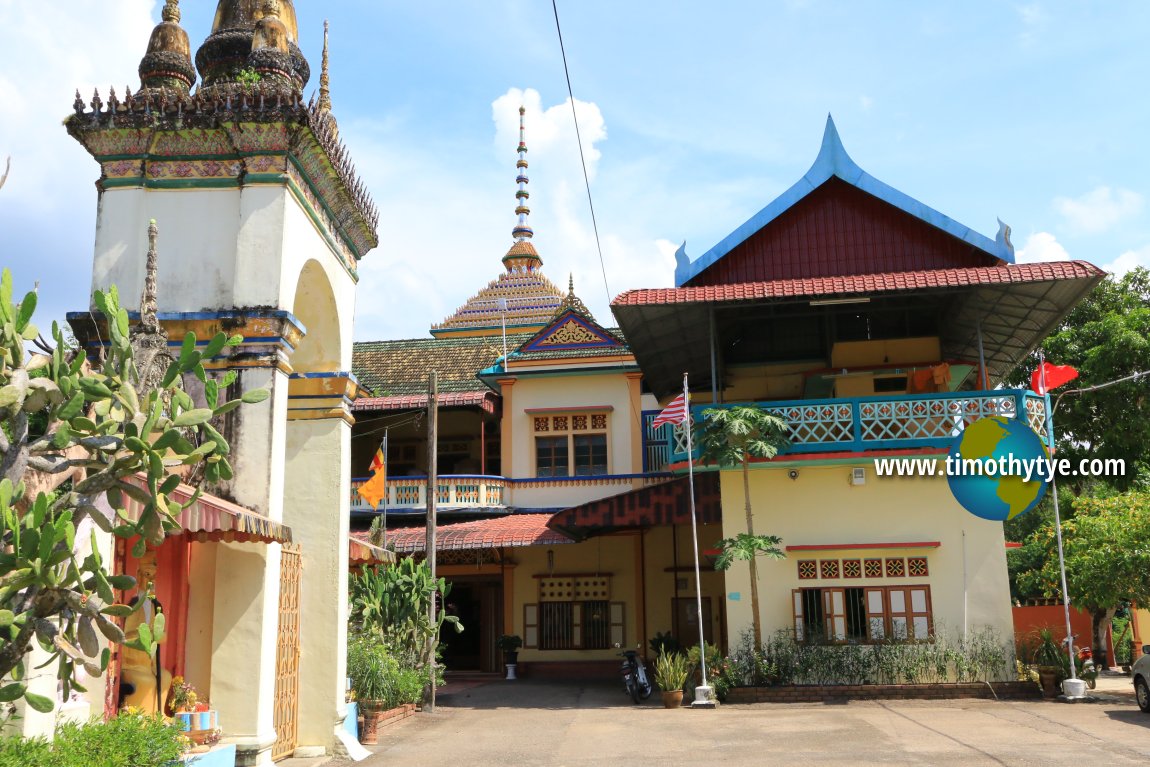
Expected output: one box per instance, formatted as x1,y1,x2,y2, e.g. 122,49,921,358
685,178,1002,287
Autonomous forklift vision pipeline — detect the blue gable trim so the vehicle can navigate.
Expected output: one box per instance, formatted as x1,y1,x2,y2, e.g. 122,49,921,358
521,311,623,353
674,115,1016,286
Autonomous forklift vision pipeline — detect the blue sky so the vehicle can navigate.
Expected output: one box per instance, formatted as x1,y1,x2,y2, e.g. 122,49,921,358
1,1,1147,342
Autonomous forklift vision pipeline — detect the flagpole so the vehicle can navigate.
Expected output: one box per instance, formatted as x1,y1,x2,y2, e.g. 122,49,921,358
381,429,389,548
682,372,714,708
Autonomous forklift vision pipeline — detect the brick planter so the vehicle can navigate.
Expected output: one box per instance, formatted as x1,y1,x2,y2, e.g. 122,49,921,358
725,681,1041,704
358,702,419,744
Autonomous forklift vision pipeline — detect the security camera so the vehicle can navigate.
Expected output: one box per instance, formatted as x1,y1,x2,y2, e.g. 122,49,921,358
787,469,799,480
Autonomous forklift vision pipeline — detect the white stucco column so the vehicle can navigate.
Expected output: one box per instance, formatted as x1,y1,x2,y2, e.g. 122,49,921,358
282,374,355,754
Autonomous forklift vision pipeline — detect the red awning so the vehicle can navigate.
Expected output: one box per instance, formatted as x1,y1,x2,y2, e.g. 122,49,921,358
352,391,497,414
122,475,293,545
547,473,722,541
349,536,396,565
357,514,573,554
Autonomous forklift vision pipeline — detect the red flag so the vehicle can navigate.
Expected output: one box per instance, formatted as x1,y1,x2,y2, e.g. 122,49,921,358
652,392,689,429
1031,361,1078,396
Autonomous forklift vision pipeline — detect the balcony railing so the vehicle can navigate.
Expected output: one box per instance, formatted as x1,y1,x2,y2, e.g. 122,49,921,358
663,389,1051,464
350,475,508,512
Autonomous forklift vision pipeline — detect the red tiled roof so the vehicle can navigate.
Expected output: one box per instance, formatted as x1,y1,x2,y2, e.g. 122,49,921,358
612,261,1106,306
354,514,574,554
352,391,497,413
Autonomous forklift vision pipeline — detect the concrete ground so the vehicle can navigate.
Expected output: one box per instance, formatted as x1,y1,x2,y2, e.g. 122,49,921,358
335,671,1150,766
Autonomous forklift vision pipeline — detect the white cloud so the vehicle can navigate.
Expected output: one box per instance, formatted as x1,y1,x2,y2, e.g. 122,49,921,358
0,1,156,328
1100,245,1150,275
1053,186,1143,234
1015,231,1070,264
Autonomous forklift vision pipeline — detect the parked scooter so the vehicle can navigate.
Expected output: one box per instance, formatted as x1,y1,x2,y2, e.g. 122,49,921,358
1077,646,1098,690
616,644,653,703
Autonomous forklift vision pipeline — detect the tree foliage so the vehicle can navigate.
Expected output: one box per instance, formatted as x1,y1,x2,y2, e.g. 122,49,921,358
696,405,789,649
1011,491,1150,665
1005,268,1150,492
0,271,267,712
713,533,785,572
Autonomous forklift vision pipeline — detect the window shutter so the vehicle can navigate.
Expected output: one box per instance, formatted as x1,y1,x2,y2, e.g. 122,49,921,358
823,588,847,641
524,604,539,648
908,586,932,639
792,589,805,641
864,587,886,641
609,602,625,647
888,588,910,640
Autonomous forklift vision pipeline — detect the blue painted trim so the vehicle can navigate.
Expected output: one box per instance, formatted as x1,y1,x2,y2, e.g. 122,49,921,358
351,474,508,483
668,389,1047,462
67,308,307,335
344,703,358,740
290,371,359,382
521,310,623,353
349,472,672,485
674,115,1015,286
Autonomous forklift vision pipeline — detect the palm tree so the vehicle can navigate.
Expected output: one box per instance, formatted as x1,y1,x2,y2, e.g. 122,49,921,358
697,405,789,649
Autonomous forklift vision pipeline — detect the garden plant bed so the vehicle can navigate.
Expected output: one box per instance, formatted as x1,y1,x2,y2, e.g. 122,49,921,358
726,681,1041,703
359,703,420,744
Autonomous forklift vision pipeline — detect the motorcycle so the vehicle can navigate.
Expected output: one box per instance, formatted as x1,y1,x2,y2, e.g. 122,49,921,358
616,644,653,703
1077,646,1098,690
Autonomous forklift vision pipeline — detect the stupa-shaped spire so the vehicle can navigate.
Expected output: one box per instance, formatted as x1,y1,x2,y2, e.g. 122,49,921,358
502,105,543,272
554,273,593,320
138,0,196,96
318,20,333,114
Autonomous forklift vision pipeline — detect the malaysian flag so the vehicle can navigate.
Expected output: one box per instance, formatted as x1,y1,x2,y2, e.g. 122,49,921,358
651,392,689,429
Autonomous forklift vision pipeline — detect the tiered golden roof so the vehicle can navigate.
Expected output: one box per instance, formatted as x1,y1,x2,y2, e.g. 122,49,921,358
430,269,565,338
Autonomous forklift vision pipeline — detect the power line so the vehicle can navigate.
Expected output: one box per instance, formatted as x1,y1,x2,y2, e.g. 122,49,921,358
550,0,612,309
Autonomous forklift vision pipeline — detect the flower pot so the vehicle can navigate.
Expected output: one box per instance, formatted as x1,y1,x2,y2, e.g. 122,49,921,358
504,651,519,666
1037,668,1059,698
661,690,684,709
358,701,384,745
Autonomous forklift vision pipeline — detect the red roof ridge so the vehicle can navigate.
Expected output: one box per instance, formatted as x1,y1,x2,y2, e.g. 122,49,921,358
612,260,1105,307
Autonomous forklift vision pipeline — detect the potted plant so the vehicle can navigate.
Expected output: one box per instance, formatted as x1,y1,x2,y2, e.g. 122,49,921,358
653,650,690,708
348,633,392,745
497,635,523,680
1030,628,1066,698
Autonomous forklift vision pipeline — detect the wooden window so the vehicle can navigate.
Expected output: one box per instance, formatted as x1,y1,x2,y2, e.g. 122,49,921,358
907,557,929,577
842,559,862,579
524,604,539,648
792,585,933,644
820,559,840,579
797,560,818,580
529,600,621,650
535,436,569,477
534,413,610,477
885,557,905,577
573,434,608,476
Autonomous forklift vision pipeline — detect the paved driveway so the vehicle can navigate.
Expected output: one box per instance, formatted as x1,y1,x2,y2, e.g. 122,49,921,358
362,674,1150,766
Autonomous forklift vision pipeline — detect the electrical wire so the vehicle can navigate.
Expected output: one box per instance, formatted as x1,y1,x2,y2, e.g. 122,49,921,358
551,0,612,309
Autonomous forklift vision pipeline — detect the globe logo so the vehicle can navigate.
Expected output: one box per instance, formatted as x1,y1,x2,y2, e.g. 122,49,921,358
946,416,1049,521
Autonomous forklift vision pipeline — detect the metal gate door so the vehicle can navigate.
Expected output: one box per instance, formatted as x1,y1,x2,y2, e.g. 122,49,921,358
272,544,302,761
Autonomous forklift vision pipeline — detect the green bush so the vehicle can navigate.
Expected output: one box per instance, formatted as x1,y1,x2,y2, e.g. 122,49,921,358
348,632,426,710
0,712,185,767
719,626,1012,688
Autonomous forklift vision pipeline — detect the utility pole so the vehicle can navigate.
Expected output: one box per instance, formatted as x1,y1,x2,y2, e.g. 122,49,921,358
425,371,438,712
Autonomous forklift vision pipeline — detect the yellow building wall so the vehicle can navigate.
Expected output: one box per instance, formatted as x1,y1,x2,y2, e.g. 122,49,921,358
505,372,643,510
718,463,1014,648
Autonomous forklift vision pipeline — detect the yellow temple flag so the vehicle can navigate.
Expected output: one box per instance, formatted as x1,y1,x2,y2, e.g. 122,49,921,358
357,471,387,509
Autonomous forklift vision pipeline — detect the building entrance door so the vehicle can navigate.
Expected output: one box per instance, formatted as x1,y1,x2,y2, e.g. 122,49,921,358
440,577,502,673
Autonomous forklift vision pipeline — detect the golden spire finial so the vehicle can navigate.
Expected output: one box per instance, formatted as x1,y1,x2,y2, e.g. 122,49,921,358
162,0,180,23
318,19,332,114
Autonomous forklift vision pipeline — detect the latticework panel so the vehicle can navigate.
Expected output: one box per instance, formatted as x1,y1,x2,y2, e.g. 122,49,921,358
767,402,853,445
859,395,1016,443
1025,396,1049,443
272,545,302,762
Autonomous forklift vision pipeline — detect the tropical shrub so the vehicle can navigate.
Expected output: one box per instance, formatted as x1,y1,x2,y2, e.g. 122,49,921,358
347,631,425,710
718,626,1013,688
0,711,185,767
